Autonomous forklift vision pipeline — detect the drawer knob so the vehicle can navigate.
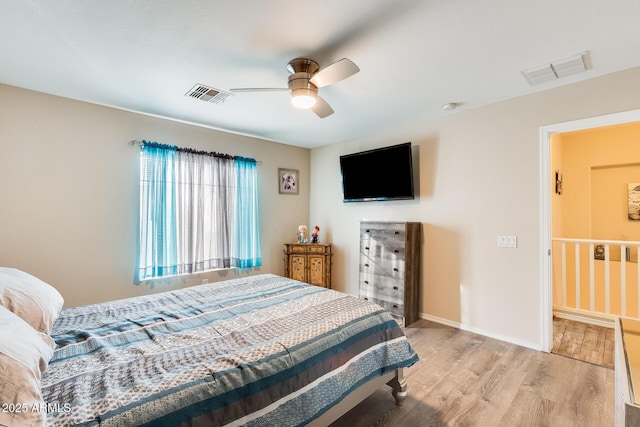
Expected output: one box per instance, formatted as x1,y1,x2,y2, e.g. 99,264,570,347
364,297,369,301
365,229,370,233
365,246,370,250
364,280,369,284
393,304,398,308
393,286,399,290
364,263,369,267
393,268,399,271
394,249,399,253
395,231,400,234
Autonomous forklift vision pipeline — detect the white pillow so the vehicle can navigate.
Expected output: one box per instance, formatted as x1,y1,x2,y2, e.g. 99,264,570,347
0,305,55,427
0,267,64,334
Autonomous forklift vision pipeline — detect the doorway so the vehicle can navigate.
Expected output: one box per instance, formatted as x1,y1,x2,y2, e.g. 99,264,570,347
540,108,640,352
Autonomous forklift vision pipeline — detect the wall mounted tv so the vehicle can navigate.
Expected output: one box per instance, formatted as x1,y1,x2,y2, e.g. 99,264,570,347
340,142,415,202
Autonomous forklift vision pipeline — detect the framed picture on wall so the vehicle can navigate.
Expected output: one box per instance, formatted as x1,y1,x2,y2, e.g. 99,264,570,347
279,168,299,194
628,183,640,220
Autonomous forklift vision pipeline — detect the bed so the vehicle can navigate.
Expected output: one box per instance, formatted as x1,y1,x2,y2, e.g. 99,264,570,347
0,270,418,426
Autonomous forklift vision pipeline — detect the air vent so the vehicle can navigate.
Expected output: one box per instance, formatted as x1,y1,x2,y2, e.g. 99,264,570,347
522,64,557,85
185,84,233,104
522,51,591,86
553,53,589,78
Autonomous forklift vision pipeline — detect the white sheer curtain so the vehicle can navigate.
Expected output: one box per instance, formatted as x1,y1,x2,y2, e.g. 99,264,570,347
175,151,236,273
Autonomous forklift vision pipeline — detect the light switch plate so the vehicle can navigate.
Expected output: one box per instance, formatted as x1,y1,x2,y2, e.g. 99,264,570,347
497,235,517,248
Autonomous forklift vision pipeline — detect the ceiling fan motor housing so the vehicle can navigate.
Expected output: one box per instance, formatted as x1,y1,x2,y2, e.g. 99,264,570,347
288,72,318,97
287,58,319,102
286,58,320,75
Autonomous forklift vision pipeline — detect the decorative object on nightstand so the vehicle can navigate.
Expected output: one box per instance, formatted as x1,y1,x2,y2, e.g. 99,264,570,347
359,221,421,327
283,242,332,288
297,224,308,243
311,226,320,243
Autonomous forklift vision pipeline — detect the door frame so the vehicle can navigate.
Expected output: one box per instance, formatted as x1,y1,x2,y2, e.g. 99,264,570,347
540,108,640,352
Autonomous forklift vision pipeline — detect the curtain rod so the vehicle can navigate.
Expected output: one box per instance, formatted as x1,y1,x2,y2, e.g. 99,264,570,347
130,140,262,164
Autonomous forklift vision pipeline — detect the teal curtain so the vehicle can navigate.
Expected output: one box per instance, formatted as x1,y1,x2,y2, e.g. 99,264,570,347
137,142,261,281
137,142,178,281
233,157,262,268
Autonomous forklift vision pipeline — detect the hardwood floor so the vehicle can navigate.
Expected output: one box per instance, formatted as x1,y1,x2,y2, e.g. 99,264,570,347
551,317,615,368
332,319,614,427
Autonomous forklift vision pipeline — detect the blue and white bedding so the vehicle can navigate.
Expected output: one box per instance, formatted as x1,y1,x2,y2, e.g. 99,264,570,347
40,274,418,426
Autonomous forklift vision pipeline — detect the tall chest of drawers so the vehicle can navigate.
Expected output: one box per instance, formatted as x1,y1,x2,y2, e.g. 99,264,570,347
359,221,421,326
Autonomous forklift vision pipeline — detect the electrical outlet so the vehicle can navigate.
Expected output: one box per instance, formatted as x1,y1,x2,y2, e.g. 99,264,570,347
497,235,518,248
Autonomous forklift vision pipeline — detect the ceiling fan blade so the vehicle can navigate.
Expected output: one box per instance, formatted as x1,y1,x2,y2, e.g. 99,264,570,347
312,96,334,118
309,58,360,88
229,87,288,93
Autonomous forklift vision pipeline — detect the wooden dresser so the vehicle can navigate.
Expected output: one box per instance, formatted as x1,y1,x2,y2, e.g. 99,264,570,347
359,221,421,326
283,243,332,288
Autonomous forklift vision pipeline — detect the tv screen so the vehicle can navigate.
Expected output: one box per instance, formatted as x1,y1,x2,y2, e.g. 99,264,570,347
340,142,415,202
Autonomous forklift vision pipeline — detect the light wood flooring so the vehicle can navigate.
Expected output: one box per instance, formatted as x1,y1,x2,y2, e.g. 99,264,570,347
551,317,615,368
332,319,614,427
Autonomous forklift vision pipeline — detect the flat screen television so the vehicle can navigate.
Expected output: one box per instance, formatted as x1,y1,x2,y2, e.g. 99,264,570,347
340,142,415,202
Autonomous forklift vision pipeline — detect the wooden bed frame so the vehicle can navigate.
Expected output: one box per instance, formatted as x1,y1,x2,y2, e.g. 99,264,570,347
309,368,407,426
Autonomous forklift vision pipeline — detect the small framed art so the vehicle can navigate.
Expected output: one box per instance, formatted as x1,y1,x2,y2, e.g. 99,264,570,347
279,168,299,194
629,183,640,220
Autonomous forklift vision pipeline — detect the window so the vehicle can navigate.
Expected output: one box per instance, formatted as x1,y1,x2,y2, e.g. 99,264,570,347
137,141,261,281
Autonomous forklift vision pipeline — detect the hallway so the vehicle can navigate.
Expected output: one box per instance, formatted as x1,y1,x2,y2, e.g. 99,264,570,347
551,317,614,368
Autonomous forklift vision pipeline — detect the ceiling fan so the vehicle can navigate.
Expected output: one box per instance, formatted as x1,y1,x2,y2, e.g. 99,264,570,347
230,58,360,118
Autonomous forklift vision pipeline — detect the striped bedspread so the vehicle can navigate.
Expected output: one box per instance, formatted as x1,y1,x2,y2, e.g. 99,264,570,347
41,274,418,426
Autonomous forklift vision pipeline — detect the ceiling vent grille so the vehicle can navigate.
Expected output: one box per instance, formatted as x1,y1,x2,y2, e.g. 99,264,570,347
185,84,233,104
522,51,591,86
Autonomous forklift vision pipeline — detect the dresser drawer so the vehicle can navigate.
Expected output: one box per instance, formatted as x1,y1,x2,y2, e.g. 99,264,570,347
360,273,403,304
361,223,404,243
361,232,405,249
287,244,329,253
359,293,404,318
360,222,406,235
359,255,404,279
360,241,406,263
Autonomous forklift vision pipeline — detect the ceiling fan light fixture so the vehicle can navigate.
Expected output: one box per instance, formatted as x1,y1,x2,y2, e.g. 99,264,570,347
291,91,317,109
288,71,318,109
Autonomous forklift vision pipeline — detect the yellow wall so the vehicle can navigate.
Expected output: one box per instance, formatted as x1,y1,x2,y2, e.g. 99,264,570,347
556,122,640,241
552,121,640,316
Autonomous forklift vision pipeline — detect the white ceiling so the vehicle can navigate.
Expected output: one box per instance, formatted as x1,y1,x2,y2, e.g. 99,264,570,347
2,0,640,148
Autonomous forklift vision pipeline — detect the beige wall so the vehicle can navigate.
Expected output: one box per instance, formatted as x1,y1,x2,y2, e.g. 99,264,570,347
0,83,310,307
310,66,640,349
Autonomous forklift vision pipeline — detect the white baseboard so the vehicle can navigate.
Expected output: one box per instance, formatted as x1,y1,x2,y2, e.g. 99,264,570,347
552,305,615,329
419,313,542,352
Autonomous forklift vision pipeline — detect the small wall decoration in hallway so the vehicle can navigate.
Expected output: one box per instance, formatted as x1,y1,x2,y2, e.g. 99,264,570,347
628,183,640,220
279,168,299,194
555,170,563,195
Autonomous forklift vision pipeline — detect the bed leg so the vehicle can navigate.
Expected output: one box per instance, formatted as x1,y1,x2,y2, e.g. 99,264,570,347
387,369,408,406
